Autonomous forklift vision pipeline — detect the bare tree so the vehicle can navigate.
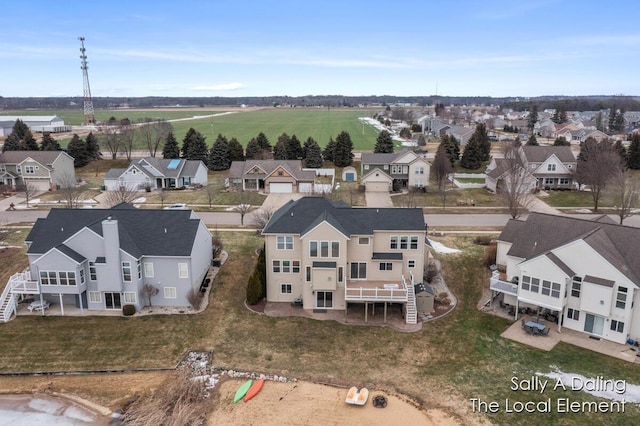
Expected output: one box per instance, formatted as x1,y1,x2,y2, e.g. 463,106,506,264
606,169,640,225
157,188,168,208
57,173,85,208
119,124,136,161
101,127,122,160
142,284,159,307
497,142,535,218
139,119,173,157
250,206,275,228
233,191,258,226
104,184,140,207
17,182,39,207
576,139,625,211
204,184,216,209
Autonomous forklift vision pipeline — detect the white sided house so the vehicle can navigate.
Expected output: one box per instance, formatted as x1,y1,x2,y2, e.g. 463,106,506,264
490,213,640,345
0,203,212,320
262,197,427,324
104,157,208,191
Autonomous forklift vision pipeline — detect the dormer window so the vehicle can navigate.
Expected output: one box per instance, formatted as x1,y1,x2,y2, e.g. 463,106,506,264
547,164,556,172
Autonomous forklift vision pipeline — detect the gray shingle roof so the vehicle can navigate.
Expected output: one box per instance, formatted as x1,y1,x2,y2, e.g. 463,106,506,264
522,146,576,163
263,197,425,236
361,148,412,165
0,151,67,167
228,160,315,181
26,203,201,258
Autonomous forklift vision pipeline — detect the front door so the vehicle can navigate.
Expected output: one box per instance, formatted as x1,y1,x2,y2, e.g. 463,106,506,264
584,313,605,336
316,291,333,308
105,292,122,310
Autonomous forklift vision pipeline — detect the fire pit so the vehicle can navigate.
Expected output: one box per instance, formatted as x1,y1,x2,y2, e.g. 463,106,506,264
372,395,387,408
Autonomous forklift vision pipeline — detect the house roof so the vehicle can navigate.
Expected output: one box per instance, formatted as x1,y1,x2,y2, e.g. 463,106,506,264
25,203,202,258
105,157,204,181
499,212,640,284
263,197,425,236
0,150,68,167
521,146,576,163
228,160,315,181
360,148,417,165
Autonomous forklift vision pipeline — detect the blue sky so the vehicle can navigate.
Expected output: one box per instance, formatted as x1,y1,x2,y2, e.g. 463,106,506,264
1,0,639,98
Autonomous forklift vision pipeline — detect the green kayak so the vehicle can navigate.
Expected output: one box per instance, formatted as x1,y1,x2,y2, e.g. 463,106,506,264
234,379,253,403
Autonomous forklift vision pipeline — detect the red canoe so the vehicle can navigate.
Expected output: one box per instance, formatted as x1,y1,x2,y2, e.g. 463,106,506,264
243,379,265,402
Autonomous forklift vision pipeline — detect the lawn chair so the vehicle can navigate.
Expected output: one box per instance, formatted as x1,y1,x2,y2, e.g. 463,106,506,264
521,319,525,328
543,327,550,336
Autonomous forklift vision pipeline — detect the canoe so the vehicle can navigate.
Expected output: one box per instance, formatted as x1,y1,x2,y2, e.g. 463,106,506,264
354,387,369,406
233,380,253,403
243,378,265,402
345,386,358,404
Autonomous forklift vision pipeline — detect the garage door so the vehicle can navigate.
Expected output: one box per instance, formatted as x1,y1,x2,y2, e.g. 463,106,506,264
366,181,390,192
299,182,313,193
270,183,293,193
24,179,51,192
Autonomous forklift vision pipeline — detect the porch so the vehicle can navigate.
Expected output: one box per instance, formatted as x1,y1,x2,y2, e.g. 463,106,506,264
345,280,408,302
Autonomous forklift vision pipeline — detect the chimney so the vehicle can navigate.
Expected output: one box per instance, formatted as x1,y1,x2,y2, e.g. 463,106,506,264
102,217,121,283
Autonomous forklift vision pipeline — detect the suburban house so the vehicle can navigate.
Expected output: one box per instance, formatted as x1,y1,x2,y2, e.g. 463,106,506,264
104,157,208,191
485,146,576,192
262,197,427,324
555,128,609,144
489,213,640,345
360,149,431,192
0,151,76,192
226,160,316,193
0,203,212,320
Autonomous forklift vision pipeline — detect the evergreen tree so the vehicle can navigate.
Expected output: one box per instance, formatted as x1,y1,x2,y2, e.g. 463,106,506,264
85,132,101,159
460,136,483,170
614,140,627,163
245,138,261,159
552,106,568,124
527,105,538,133
553,136,570,146
608,107,618,132
615,108,625,132
162,132,180,159
468,123,491,161
11,119,30,140
40,133,62,151
374,130,394,153
21,129,39,150
303,137,323,168
441,135,460,166
228,137,245,162
2,133,20,152
526,134,539,146
181,128,198,158
595,111,604,131
67,134,89,167
207,134,231,170
273,139,288,160
286,134,303,160
323,137,337,163
627,133,640,169
333,131,354,167
256,132,271,152
184,131,208,162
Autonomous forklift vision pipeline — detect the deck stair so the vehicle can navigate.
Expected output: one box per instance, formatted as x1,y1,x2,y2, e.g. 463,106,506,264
0,284,17,323
404,274,417,324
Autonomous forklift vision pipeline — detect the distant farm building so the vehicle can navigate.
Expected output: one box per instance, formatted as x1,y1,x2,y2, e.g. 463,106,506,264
0,116,72,136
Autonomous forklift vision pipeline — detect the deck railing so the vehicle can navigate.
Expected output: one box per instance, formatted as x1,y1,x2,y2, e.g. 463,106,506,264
8,271,40,294
490,270,518,296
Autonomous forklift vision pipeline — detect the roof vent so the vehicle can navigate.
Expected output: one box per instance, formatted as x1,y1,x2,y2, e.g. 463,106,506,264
164,228,167,233
61,227,64,232
291,212,294,217
376,209,379,213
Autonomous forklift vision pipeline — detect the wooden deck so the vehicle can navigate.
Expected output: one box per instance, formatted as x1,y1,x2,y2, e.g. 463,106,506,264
345,280,408,302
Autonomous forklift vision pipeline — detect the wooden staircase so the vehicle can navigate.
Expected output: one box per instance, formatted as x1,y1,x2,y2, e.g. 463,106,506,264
405,284,417,324
0,284,17,323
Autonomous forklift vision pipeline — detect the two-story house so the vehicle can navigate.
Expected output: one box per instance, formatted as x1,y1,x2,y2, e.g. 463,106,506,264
0,151,75,192
1,203,212,319
262,197,427,324
104,157,208,190
489,213,640,345
360,149,431,192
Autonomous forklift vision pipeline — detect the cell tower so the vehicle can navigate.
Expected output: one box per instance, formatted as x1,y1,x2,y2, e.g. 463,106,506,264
78,36,95,124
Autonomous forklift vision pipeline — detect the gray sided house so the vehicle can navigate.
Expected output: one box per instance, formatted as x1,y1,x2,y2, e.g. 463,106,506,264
360,149,430,192
0,151,76,192
227,160,316,193
104,157,208,191
18,203,212,314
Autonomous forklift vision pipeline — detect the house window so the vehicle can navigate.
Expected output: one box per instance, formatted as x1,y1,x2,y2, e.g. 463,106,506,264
408,260,415,269
616,287,628,309
59,272,70,285
379,262,393,271
332,242,340,257
136,260,141,279
311,241,338,258
544,178,554,185
292,260,300,273
310,241,318,257
178,263,188,279
400,236,408,250
415,167,424,175
164,287,177,299
390,236,398,250
551,282,561,298
547,164,556,172
282,260,291,273
16,166,22,174
40,271,50,285
350,262,367,279
530,278,540,293
89,263,97,281
521,275,530,291
144,262,154,278
281,284,292,294
391,165,401,174
559,178,570,185
358,237,369,245
79,269,85,284
571,277,581,297
273,260,281,273
89,291,101,303
122,262,132,282
338,267,344,283
305,266,311,282
610,320,624,333
364,164,370,170
25,165,36,174
320,241,329,257
410,236,419,250
567,308,580,321
277,236,293,250
124,292,137,304
542,280,551,296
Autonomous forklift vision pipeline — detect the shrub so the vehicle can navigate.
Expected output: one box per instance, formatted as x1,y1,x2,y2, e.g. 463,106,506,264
246,268,263,305
187,288,203,310
122,304,136,316
483,242,497,268
474,235,493,246
212,236,223,259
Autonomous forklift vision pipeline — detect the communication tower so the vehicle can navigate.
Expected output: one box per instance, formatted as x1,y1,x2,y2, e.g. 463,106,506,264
78,36,95,124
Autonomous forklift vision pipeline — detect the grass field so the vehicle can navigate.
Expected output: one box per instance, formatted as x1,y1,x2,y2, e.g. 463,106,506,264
1,231,639,425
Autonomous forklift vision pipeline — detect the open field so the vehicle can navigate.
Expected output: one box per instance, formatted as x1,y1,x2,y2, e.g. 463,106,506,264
1,231,639,425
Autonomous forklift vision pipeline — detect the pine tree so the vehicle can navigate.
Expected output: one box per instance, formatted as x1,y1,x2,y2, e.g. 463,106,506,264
303,137,323,168
21,129,39,150
333,131,354,167
553,136,570,146
615,108,625,132
374,130,394,153
526,134,539,146
228,137,245,162
162,132,180,159
273,139,288,160
185,131,208,162
256,132,271,152
527,105,538,133
40,133,62,151
469,123,491,161
67,134,89,167
460,137,483,170
245,138,261,159
441,135,460,166
2,133,20,152
181,128,198,158
627,134,640,169
11,119,30,140
323,138,337,163
207,134,231,170
608,107,617,132
85,132,101,159
286,134,303,160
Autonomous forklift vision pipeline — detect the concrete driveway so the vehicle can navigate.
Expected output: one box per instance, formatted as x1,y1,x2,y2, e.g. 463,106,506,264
365,190,393,208
261,193,303,211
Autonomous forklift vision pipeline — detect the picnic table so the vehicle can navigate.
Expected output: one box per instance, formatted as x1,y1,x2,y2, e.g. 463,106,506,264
524,320,548,335
27,300,50,312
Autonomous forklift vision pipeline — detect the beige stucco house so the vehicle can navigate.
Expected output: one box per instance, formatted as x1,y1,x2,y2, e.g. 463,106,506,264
262,197,427,324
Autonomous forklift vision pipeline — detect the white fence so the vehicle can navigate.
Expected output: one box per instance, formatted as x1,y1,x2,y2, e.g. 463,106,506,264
449,173,487,189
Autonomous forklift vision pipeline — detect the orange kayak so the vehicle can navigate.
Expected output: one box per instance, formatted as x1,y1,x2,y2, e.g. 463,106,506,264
244,379,265,402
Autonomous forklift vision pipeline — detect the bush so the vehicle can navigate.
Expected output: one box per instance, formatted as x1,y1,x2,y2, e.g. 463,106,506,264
122,304,136,316
474,235,493,246
212,236,223,259
483,242,497,268
187,288,203,310
246,268,264,305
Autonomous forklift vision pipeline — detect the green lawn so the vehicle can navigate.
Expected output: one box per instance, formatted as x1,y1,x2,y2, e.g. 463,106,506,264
393,187,508,208
541,190,612,208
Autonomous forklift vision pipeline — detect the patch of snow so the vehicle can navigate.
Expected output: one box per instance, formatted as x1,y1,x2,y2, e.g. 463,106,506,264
79,199,97,204
30,199,41,204
28,396,64,414
64,405,97,422
132,197,146,203
574,208,592,213
430,240,461,254
538,369,640,403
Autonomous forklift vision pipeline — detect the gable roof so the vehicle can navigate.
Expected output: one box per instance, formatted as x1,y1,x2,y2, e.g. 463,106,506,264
0,151,69,167
499,213,640,284
263,197,425,236
228,160,315,181
521,146,576,164
361,148,419,165
105,157,204,180
25,203,202,258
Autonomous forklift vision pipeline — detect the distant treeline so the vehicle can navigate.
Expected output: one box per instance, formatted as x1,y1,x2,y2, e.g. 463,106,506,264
1,94,638,111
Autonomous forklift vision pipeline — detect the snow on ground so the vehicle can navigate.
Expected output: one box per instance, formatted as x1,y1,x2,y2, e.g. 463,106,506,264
537,369,640,403
429,240,461,254
0,394,99,425
132,197,147,203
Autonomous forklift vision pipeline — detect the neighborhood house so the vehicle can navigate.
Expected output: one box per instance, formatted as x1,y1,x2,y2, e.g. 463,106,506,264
227,160,316,193
0,151,76,192
360,149,431,192
104,157,208,190
262,197,427,324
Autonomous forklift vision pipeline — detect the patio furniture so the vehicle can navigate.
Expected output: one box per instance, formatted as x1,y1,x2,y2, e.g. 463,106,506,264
525,320,546,335
27,300,50,312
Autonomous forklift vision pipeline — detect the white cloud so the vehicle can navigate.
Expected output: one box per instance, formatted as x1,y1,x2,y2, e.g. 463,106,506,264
191,82,245,91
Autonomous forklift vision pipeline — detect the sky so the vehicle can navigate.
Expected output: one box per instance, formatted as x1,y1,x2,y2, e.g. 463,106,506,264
1,0,639,98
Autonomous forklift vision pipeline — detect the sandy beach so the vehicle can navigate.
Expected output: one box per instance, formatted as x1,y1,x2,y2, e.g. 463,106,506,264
208,379,461,426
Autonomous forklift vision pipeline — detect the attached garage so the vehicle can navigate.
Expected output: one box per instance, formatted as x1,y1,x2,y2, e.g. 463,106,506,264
269,183,293,193
365,181,391,192
24,179,52,192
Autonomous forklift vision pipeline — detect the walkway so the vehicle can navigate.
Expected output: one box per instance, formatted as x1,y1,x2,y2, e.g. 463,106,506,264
524,192,562,215
364,190,393,208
